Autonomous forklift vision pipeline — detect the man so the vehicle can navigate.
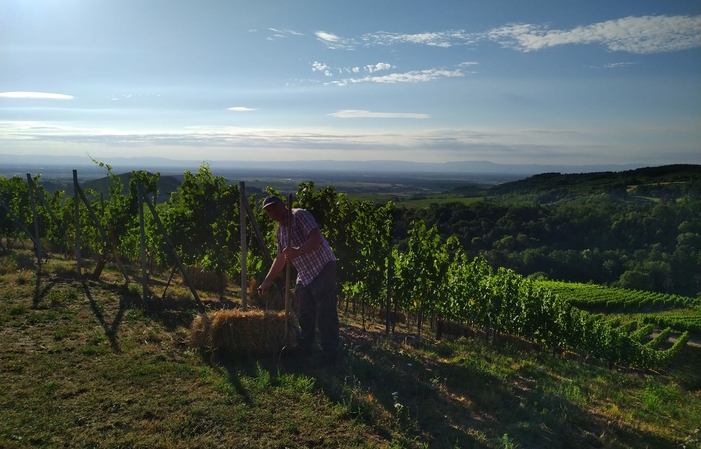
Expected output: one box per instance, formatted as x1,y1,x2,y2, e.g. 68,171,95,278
257,195,339,364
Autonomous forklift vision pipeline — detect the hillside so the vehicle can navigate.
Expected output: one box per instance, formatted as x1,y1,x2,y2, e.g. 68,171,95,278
487,164,701,200
81,173,184,202
1,253,700,449
393,164,701,297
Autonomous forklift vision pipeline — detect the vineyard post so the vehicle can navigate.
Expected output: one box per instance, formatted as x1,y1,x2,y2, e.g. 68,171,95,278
138,181,148,302
0,200,41,251
240,181,247,311
73,172,129,283
385,248,392,335
72,170,83,277
26,174,42,266
142,193,204,312
284,193,293,342
26,174,70,251
243,198,272,265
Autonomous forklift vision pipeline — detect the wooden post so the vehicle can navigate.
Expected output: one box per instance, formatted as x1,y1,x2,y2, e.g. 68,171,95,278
284,193,293,341
0,200,41,249
243,199,272,265
26,175,68,250
142,194,204,312
73,170,82,278
240,182,247,311
26,174,42,266
386,249,393,335
138,180,148,302
73,172,129,283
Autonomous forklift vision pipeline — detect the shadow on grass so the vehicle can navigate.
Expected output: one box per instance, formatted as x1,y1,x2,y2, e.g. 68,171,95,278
82,280,123,352
32,266,54,308
670,344,701,391
184,314,687,449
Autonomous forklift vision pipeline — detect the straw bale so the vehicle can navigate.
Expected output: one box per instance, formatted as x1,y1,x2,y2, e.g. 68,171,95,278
190,309,296,357
376,309,407,324
185,266,228,292
249,278,286,311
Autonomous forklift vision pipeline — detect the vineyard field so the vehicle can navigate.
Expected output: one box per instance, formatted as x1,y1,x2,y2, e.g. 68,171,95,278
536,280,701,314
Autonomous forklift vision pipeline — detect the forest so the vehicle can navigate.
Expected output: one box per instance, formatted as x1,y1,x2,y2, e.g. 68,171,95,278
394,164,701,297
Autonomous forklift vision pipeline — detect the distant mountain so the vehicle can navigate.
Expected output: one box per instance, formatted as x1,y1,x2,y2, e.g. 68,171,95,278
81,173,184,201
489,163,701,198
1,153,646,176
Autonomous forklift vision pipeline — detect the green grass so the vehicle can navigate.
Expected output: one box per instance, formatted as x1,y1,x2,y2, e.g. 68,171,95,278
1,251,700,448
401,195,484,209
344,192,484,209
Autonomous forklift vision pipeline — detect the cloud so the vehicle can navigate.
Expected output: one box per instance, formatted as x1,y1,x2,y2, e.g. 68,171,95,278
488,15,701,54
361,30,480,48
227,107,257,112
315,15,699,55
603,62,639,68
327,68,466,86
2,121,698,165
329,110,429,119
312,61,333,76
269,27,304,36
0,92,74,100
266,28,304,39
364,63,393,73
315,31,357,50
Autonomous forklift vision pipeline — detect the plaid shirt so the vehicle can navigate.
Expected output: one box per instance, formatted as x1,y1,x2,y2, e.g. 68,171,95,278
276,208,336,286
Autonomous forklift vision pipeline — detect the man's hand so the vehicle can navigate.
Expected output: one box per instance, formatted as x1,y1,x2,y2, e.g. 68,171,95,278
257,281,270,297
282,246,303,260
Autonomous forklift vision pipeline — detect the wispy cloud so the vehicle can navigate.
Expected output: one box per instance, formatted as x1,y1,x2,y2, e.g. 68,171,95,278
361,30,481,48
315,31,357,50
329,110,429,119
227,107,257,112
0,92,74,100
603,62,639,68
269,27,304,36
2,121,697,165
313,15,700,54
488,15,701,54
327,68,466,86
266,27,304,41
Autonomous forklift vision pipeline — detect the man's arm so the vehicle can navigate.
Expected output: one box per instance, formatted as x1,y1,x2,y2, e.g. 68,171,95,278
282,227,323,259
258,251,287,296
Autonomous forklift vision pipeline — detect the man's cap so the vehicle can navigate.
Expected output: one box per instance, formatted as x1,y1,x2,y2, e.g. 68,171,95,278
262,195,282,209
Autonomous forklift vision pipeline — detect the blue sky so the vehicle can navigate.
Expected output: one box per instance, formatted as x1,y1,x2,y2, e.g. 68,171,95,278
1,0,700,166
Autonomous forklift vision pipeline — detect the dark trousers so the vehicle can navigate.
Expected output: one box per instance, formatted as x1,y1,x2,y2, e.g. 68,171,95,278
295,261,339,357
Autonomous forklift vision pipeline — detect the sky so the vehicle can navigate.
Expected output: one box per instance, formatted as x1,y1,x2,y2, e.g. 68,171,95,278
1,0,700,167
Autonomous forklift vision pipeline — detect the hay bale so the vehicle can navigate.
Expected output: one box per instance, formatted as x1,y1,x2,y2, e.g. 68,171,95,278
436,319,477,340
185,266,228,292
248,278,287,311
191,309,296,357
376,308,407,324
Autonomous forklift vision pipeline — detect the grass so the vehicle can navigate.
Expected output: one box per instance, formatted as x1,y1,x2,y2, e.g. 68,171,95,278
344,192,484,209
1,250,700,448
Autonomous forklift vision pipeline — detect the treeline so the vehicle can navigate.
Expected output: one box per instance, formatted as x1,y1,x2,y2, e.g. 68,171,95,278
394,165,701,297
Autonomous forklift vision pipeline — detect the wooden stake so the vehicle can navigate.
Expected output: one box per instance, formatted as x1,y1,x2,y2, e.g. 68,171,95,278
73,170,82,278
26,174,42,266
240,182,247,311
284,193,294,341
